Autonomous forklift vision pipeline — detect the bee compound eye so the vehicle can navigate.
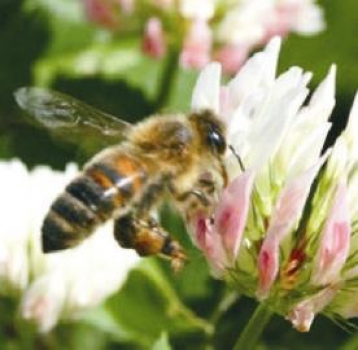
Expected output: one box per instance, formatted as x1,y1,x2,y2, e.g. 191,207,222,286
208,129,226,154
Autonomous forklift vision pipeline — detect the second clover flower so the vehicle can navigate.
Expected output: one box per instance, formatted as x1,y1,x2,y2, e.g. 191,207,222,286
83,0,324,74
0,160,140,332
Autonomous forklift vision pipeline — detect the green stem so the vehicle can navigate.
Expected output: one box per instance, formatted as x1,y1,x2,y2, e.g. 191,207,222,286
153,48,180,110
210,290,240,325
233,303,272,350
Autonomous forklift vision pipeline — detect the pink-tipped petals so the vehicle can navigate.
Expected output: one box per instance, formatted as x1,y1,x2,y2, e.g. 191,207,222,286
215,45,249,75
83,0,117,28
180,19,212,69
192,212,226,276
257,159,324,299
142,18,166,59
214,171,254,261
287,285,338,332
311,182,351,285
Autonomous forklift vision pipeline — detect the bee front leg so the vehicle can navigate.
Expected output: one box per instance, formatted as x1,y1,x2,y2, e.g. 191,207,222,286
114,213,186,271
169,176,217,210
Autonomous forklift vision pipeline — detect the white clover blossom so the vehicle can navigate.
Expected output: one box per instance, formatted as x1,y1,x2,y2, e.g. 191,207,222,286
82,0,324,73
189,37,358,332
0,159,139,332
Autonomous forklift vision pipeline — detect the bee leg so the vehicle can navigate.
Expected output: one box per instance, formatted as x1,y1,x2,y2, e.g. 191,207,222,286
135,181,164,216
174,189,212,206
169,177,217,208
197,177,217,195
114,213,187,271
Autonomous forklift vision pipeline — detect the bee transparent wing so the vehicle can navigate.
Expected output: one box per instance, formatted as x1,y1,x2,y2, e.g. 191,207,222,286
14,87,133,138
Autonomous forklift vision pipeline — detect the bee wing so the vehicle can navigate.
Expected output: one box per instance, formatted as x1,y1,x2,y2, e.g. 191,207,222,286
14,87,133,138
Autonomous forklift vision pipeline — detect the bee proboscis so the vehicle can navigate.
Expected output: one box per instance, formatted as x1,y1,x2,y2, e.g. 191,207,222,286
15,87,228,270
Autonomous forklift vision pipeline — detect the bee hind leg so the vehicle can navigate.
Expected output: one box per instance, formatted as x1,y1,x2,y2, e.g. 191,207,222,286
114,213,187,271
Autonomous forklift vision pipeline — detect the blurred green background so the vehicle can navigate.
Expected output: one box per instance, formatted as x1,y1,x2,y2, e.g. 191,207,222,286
1,0,358,349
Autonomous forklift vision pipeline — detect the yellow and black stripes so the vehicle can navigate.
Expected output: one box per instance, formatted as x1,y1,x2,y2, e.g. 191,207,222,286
42,154,147,253
42,192,99,252
66,176,114,214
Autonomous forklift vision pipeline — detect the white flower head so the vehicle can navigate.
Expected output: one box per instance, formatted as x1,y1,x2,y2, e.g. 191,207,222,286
0,159,140,331
179,0,216,20
217,1,271,46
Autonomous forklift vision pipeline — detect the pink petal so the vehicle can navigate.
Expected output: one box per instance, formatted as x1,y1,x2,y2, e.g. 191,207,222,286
214,45,249,75
83,0,117,28
118,0,134,15
262,4,300,42
191,212,227,276
214,171,254,261
311,182,351,285
288,303,314,333
142,18,166,59
257,235,280,300
287,285,338,332
257,158,324,299
179,19,212,69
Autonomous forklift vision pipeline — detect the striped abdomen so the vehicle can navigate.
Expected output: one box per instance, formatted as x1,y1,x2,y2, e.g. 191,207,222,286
42,153,146,253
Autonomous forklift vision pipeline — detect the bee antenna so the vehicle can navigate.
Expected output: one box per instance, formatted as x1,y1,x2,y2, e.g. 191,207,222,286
229,145,246,172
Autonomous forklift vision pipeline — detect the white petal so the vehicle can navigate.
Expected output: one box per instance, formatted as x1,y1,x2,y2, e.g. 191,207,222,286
21,273,67,332
179,0,215,20
191,62,222,114
348,169,358,218
246,68,309,169
227,37,281,111
292,3,326,34
325,138,348,182
261,36,282,86
217,5,266,46
47,222,140,314
285,123,330,179
343,92,358,158
309,65,336,121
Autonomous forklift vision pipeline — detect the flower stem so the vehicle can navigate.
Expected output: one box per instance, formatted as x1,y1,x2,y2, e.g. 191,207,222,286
153,48,180,110
233,303,272,350
210,290,240,325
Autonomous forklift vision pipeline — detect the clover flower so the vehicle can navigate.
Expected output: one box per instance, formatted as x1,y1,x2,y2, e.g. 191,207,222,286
188,37,358,332
0,159,139,332
82,0,324,73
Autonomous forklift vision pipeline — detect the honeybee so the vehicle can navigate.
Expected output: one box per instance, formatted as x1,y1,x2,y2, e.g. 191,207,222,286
15,87,228,270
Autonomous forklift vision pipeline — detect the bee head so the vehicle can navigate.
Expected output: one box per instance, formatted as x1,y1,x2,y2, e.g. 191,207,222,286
189,110,227,155
189,110,228,187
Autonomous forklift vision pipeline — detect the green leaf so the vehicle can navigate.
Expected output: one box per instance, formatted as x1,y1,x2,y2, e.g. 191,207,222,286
25,0,84,23
167,68,198,112
280,0,358,96
105,260,213,347
151,333,172,350
341,335,358,350
34,40,143,85
81,305,133,343
26,0,162,104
